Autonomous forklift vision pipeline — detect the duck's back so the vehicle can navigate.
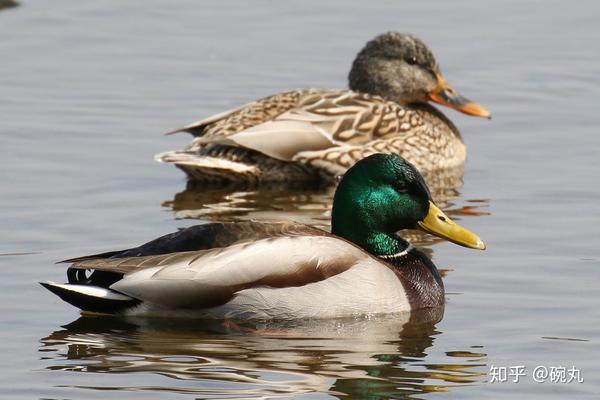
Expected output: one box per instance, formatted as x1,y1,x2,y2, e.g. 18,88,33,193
157,90,465,183
42,221,416,319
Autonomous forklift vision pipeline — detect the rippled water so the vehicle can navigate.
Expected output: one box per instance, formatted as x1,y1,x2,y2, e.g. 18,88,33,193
1,1,599,398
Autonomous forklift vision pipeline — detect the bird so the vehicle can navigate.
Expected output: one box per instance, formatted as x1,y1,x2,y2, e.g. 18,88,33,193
156,32,490,185
41,153,485,319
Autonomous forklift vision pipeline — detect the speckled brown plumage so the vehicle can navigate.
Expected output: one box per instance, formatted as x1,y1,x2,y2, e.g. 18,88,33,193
158,90,466,184
174,90,308,139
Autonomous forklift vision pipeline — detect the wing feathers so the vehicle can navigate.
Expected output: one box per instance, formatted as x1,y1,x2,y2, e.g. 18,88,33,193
178,91,407,161
165,103,254,136
109,236,368,310
170,90,308,138
227,120,338,161
62,222,325,266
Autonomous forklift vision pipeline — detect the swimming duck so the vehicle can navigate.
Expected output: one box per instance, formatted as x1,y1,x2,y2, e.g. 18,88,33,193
156,32,490,184
41,154,484,319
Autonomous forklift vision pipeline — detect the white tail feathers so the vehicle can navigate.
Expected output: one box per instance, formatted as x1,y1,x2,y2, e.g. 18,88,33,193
40,281,138,314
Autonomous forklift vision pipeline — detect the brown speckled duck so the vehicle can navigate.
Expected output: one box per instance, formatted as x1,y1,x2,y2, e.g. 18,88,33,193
156,32,490,184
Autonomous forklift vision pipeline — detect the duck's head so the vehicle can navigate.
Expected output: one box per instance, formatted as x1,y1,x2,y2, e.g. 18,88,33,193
348,32,490,118
331,153,485,256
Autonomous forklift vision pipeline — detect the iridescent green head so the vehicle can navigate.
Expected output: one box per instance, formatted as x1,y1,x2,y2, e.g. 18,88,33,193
331,153,485,256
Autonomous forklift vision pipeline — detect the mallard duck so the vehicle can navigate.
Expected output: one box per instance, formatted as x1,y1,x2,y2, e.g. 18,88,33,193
156,32,490,184
41,154,484,319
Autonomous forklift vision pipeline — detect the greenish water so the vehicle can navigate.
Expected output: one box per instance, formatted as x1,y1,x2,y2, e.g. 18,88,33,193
1,1,599,398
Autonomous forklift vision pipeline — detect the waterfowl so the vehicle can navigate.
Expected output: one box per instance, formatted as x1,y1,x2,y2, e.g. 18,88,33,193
156,32,490,184
41,154,485,319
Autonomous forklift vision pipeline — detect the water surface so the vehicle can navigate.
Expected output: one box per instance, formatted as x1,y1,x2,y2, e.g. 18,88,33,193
1,1,599,398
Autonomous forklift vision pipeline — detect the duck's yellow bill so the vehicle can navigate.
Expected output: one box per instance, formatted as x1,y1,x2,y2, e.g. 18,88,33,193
428,74,491,119
417,201,486,250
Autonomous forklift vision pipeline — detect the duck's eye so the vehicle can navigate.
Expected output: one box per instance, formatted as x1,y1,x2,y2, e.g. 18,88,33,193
394,185,409,194
407,56,418,65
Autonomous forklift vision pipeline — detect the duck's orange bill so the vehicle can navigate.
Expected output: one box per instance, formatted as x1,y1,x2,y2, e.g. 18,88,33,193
428,74,491,119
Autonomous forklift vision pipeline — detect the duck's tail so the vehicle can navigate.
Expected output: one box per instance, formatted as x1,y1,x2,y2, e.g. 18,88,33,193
155,150,262,183
40,281,139,314
155,149,321,184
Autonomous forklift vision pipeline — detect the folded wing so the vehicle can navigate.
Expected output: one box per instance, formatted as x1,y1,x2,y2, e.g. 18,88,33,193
67,235,371,309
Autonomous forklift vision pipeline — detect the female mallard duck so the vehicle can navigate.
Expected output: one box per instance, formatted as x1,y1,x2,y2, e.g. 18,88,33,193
156,32,490,184
42,154,484,319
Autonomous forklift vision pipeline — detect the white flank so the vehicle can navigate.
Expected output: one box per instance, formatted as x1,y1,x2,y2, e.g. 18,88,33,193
110,235,409,317
208,259,410,319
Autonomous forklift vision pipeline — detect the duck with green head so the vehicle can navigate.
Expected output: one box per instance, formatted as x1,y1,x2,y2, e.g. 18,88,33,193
42,154,484,318
157,32,490,184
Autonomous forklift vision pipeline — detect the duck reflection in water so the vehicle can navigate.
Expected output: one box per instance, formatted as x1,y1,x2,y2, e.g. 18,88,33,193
163,164,489,247
40,308,487,398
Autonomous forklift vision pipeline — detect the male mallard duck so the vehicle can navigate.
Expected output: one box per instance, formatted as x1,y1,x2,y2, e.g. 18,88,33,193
156,32,490,184
41,154,484,319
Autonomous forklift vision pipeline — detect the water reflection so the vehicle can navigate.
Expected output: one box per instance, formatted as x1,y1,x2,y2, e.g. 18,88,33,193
40,308,487,398
162,165,489,248
164,181,335,229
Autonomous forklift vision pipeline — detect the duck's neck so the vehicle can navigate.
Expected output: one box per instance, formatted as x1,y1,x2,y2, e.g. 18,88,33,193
410,102,462,139
360,231,411,257
348,60,425,105
331,212,410,257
